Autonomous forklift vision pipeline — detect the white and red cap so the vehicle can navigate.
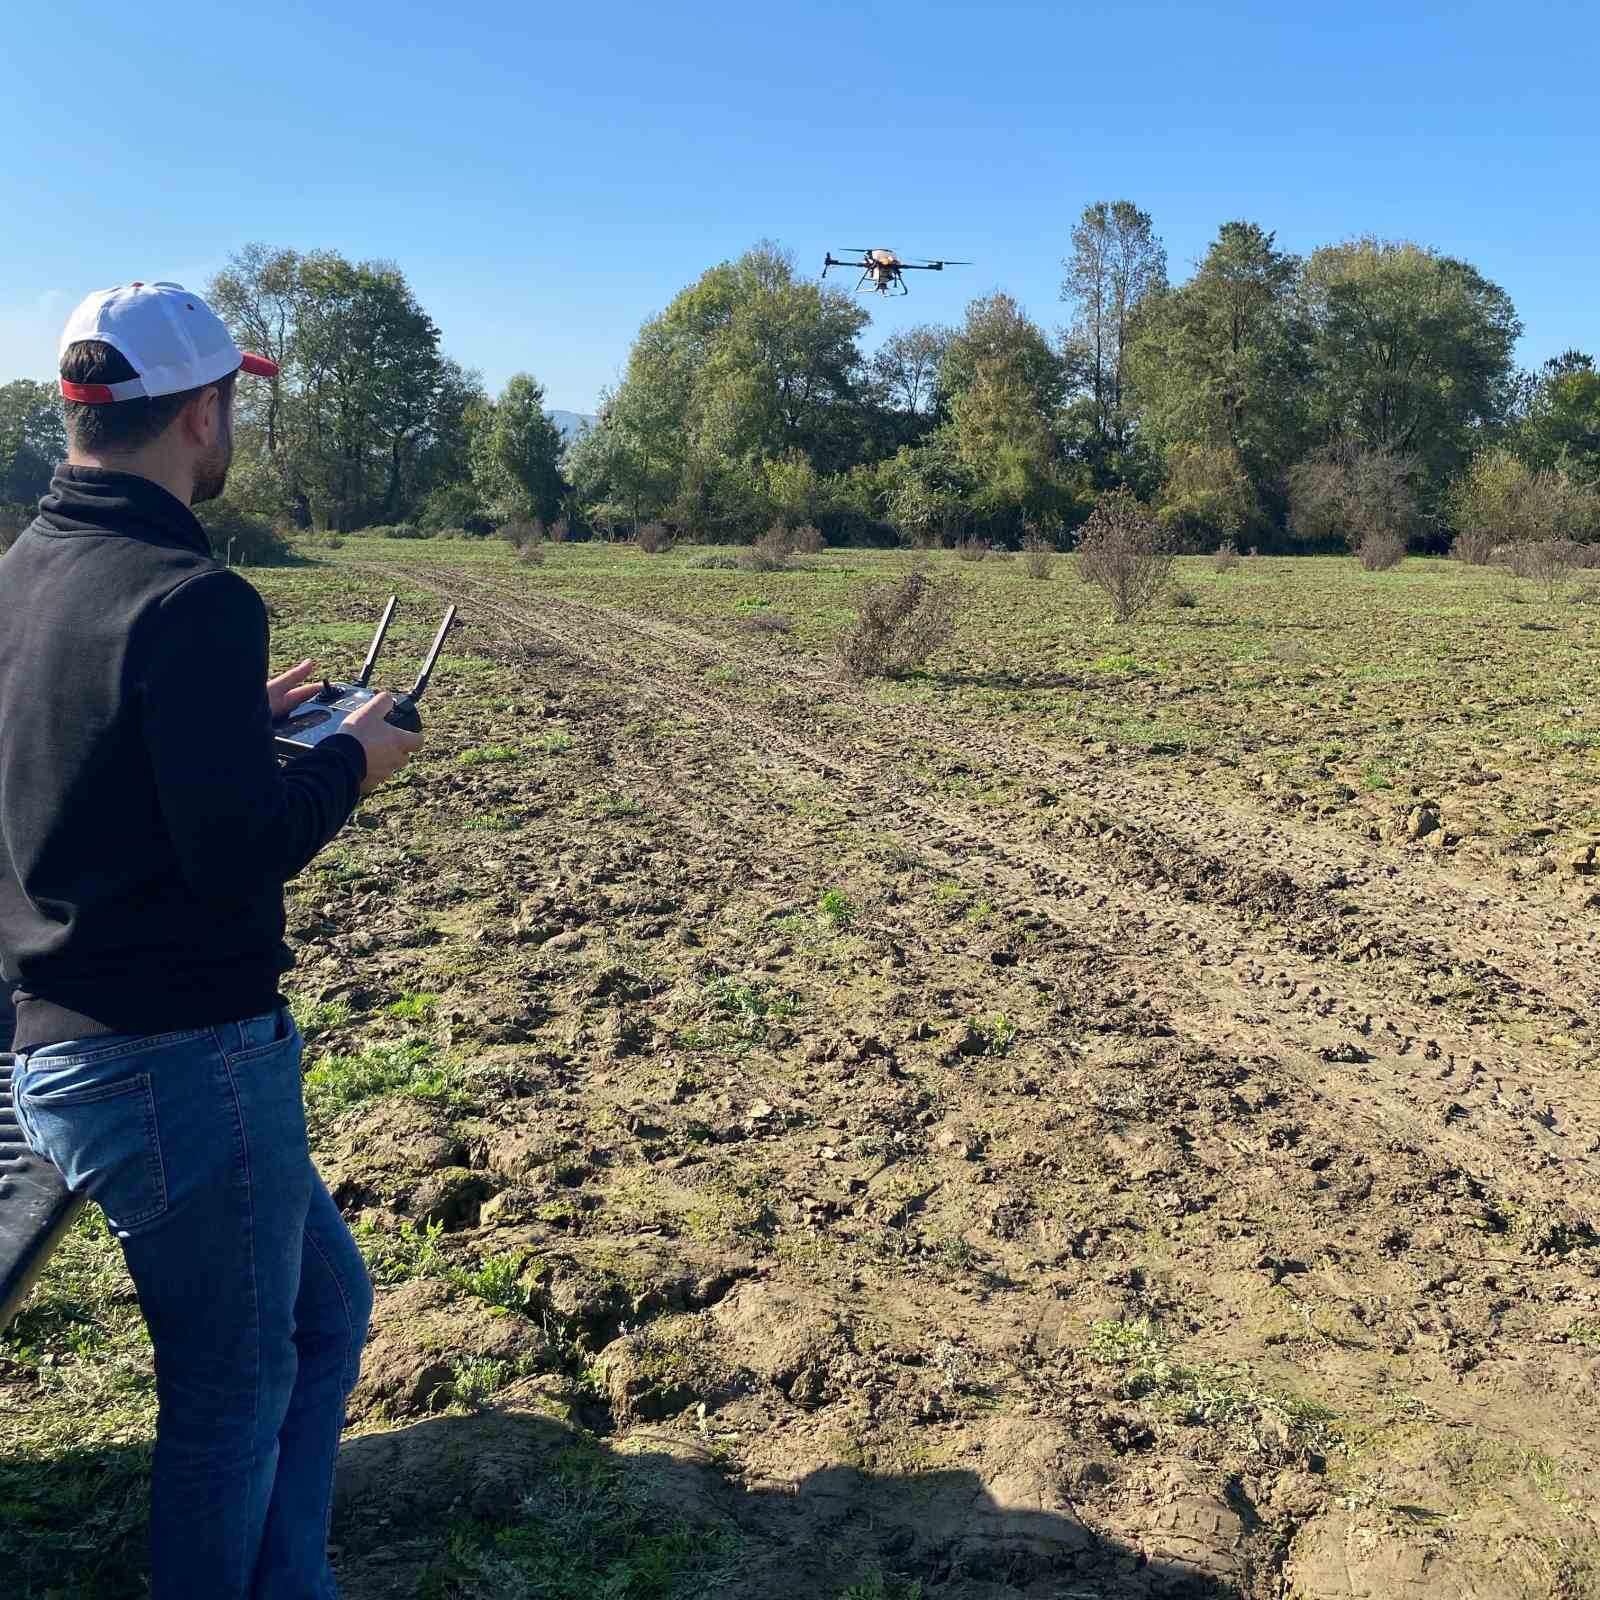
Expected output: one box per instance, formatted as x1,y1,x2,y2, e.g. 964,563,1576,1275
58,281,279,405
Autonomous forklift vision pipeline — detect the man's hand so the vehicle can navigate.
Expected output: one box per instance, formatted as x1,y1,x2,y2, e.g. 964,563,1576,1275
267,659,322,721
343,692,424,795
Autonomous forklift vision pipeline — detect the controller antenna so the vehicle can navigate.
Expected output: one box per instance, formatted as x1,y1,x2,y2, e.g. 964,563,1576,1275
356,595,399,689
407,606,458,703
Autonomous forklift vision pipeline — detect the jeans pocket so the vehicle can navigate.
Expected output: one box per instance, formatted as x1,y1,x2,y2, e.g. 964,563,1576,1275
16,1066,168,1234
220,1008,301,1069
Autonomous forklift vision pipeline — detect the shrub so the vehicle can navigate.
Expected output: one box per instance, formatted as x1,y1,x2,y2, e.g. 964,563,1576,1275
1170,586,1199,609
204,499,293,566
1356,531,1407,571
691,553,737,570
1506,539,1578,601
1448,447,1599,550
837,568,961,680
790,522,825,555
419,482,494,536
1020,533,1055,580
956,536,989,563
1074,489,1175,622
499,517,544,555
547,515,572,544
1210,541,1241,574
740,610,792,635
1288,440,1418,550
636,521,674,554
1450,528,1498,565
739,527,791,572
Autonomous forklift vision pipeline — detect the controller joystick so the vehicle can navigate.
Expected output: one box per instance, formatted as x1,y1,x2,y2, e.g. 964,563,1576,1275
272,596,456,759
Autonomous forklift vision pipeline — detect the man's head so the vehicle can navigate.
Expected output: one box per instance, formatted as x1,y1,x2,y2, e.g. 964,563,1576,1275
56,283,277,507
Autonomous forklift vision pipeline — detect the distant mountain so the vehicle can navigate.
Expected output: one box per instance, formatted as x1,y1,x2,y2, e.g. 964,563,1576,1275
549,409,595,442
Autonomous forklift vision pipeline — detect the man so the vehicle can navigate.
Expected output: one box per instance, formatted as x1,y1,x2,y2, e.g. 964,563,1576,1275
0,282,422,1599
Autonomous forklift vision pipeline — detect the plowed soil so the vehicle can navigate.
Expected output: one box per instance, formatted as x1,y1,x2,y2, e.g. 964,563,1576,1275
10,539,1599,1599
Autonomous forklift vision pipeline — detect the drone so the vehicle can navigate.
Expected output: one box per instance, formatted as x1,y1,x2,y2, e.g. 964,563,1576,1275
822,248,971,296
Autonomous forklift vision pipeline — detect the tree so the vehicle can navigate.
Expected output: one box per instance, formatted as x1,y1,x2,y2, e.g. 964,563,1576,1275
1287,440,1420,550
1448,446,1599,553
870,325,950,420
1300,238,1520,491
1061,200,1166,442
1155,442,1255,547
1124,222,1309,508
939,293,1066,415
209,247,460,531
470,374,567,526
1519,352,1600,486
0,379,67,513
578,243,869,538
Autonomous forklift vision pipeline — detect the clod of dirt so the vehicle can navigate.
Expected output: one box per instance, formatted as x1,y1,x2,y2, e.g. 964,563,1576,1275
348,1280,541,1421
1405,803,1442,840
709,1281,854,1407
1286,1509,1534,1599
408,1166,499,1230
595,1316,743,1423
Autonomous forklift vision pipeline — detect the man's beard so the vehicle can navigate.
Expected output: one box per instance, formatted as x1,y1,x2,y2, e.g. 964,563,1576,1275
192,427,234,505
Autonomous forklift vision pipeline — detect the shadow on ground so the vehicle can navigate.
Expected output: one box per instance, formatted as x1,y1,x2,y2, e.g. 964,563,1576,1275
332,1405,1253,1600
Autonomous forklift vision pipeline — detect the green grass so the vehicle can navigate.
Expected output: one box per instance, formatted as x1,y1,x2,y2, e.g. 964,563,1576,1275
457,742,521,766
385,991,440,1023
677,977,796,1050
1087,1318,1340,1451
417,1449,741,1600
302,1037,467,1128
0,1211,156,1599
353,1216,453,1284
817,888,857,930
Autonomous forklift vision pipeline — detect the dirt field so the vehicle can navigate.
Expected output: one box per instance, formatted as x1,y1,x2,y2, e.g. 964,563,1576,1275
5,538,1600,1599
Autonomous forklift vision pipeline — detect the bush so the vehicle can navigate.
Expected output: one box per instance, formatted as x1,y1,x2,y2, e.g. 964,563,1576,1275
548,515,572,544
1074,489,1175,622
956,537,989,563
1450,528,1498,565
1505,539,1579,601
690,553,737,570
1170,586,1199,609
419,482,494,537
204,499,293,566
1288,440,1418,551
837,568,961,680
1210,541,1241,574
1020,533,1055,580
1448,447,1599,551
790,523,825,555
636,521,674,554
739,527,792,572
1355,531,1407,571
499,517,544,555
740,610,792,634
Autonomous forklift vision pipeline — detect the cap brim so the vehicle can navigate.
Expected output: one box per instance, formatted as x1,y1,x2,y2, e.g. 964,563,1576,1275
239,352,279,379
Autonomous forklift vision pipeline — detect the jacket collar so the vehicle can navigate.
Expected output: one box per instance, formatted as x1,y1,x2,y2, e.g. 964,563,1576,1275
37,466,213,559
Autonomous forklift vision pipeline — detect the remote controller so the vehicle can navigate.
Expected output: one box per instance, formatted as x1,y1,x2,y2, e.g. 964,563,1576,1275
272,595,457,758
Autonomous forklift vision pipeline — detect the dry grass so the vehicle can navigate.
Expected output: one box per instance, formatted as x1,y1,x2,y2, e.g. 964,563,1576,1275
1355,531,1407,571
1020,534,1055,580
837,567,961,679
1075,490,1176,622
1210,541,1241,574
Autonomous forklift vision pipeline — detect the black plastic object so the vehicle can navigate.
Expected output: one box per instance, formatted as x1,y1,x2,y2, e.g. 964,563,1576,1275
272,597,457,758
0,1052,83,1331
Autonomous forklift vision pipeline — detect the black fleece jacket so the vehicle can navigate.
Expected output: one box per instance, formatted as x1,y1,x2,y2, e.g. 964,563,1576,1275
0,467,366,1049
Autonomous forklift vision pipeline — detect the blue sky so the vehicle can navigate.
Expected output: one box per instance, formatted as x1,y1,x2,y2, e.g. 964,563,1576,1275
3,0,1595,413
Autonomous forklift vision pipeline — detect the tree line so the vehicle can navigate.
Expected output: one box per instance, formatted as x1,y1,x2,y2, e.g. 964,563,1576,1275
3,212,1598,552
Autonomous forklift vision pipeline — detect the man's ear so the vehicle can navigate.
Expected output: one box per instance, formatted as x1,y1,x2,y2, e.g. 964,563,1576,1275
178,384,222,448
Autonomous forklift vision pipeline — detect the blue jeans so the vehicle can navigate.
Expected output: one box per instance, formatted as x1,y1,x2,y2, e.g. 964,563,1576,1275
13,1008,372,1600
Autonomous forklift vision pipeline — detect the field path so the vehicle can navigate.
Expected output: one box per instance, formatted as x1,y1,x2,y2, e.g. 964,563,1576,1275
343,555,1600,1599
